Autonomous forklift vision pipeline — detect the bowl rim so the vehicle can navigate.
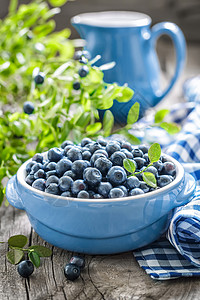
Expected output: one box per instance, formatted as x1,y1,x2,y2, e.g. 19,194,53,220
17,153,184,203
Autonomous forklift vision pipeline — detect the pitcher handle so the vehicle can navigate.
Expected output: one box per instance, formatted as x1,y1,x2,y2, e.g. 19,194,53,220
150,22,186,104
6,175,24,210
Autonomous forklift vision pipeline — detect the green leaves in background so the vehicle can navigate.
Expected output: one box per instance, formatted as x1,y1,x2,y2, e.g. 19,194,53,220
127,102,140,125
154,109,169,123
148,143,161,163
103,110,114,137
48,0,68,7
160,122,181,135
142,172,157,188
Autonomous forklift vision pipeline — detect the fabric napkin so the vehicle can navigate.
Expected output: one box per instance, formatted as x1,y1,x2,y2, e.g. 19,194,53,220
133,77,200,280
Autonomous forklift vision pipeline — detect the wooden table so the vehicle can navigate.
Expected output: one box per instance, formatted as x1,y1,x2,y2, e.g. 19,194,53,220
0,42,200,300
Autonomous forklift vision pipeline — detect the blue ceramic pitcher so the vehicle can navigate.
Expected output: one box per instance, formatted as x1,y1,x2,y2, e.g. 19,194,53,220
71,11,186,124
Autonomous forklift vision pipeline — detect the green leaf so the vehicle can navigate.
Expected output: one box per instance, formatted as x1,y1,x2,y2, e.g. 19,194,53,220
123,159,136,173
103,110,114,137
9,0,18,14
28,245,52,257
7,249,24,265
123,132,141,145
48,0,67,7
115,86,134,103
86,123,102,135
8,235,28,248
28,251,40,268
142,172,157,188
160,122,181,135
154,109,170,123
76,112,90,127
127,102,140,125
148,143,161,163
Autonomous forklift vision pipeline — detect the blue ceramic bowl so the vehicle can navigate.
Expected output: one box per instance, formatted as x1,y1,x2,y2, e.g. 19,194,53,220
6,154,195,254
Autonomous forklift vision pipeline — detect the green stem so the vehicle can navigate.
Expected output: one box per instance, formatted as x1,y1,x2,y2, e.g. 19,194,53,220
134,163,153,175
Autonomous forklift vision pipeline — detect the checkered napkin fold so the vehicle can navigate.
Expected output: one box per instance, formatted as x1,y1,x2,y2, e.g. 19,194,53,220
133,83,200,280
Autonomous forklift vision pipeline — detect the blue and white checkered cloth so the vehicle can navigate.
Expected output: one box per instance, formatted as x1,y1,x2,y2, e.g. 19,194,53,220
133,77,200,280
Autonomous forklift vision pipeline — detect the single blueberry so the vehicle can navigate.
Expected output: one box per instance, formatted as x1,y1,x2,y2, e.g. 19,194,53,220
74,50,83,60
94,157,112,177
64,264,80,281
107,166,127,186
157,175,173,188
121,141,132,151
63,170,77,180
61,191,72,197
71,179,87,196
67,147,82,162
25,174,35,185
153,160,163,173
34,169,46,179
59,176,73,192
94,149,108,158
81,137,92,147
93,194,103,199
90,153,106,167
162,161,176,176
63,145,74,156
88,142,102,154
120,149,133,159
61,140,74,149
26,161,36,174
77,190,89,198
78,65,89,78
71,160,88,177
46,170,58,178
97,138,107,147
73,81,81,90
82,150,92,161
110,151,126,166
129,188,145,196
17,260,34,278
126,176,140,190
48,148,63,162
56,158,72,176
134,157,146,170
98,182,112,198
69,256,85,269
45,183,60,195
139,181,150,193
143,153,150,164
23,101,35,115
79,56,88,64
45,162,57,171
106,141,121,156
145,166,158,177
32,179,46,191
161,155,168,163
138,144,149,154
46,175,59,187
132,148,143,158
32,153,43,164
109,188,124,198
116,185,128,197
34,72,45,84
31,163,44,173
88,190,96,198
83,167,102,187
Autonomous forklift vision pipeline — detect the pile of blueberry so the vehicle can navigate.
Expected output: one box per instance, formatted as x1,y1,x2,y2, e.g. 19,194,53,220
25,138,176,199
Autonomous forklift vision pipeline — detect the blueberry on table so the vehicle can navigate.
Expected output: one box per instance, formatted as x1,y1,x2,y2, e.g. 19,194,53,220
67,147,82,162
78,65,89,78
34,72,45,84
73,81,81,90
162,162,176,176
17,260,34,278
98,182,112,198
129,188,145,196
109,187,124,198
46,175,59,187
126,176,140,190
106,142,121,156
107,166,127,186
32,179,46,191
157,175,173,188
71,180,87,196
69,256,85,269
64,264,80,281
110,151,126,166
23,101,34,115
45,183,60,195
77,190,89,198
83,167,102,187
56,158,72,176
48,148,63,162
59,176,73,192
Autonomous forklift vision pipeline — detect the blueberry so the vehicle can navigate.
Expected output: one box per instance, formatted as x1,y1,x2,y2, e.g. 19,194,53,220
77,190,89,198
34,72,45,84
26,161,36,174
157,175,173,188
78,65,89,77
106,141,121,156
120,149,133,159
107,166,127,186
126,176,140,190
23,101,34,115
93,194,103,199
59,176,73,192
98,182,112,198
143,153,150,164
71,160,88,177
48,148,63,162
83,167,102,187
56,158,72,176
162,162,176,176
109,188,124,198
139,181,150,193
63,170,77,180
45,162,57,171
17,260,34,278
81,137,92,147
61,191,72,197
134,157,145,170
110,151,126,166
32,179,46,191
71,180,87,195
25,174,35,185
45,183,60,195
82,150,92,161
46,170,58,178
67,147,82,162
132,148,143,158
61,140,74,149
63,145,74,156
74,50,83,60
64,264,80,281
94,149,108,158
145,166,158,177
69,256,85,269
32,153,43,164
31,162,44,173
34,169,46,179
116,185,128,197
79,56,88,64
97,138,107,147
129,188,144,196
153,160,163,173
121,141,132,151
46,175,59,187
161,155,168,163
138,144,149,154
73,81,81,90
88,190,96,198
88,142,102,154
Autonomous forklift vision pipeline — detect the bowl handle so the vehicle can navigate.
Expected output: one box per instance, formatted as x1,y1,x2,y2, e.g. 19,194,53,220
6,175,24,210
175,172,196,205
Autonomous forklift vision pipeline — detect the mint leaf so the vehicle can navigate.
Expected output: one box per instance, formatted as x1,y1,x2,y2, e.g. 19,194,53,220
8,235,28,248
148,143,161,163
86,123,102,135
154,109,169,123
29,251,40,268
48,0,67,6
28,245,52,257
142,172,157,188
7,249,24,265
127,102,140,125
160,122,181,135
123,159,136,173
103,110,114,137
